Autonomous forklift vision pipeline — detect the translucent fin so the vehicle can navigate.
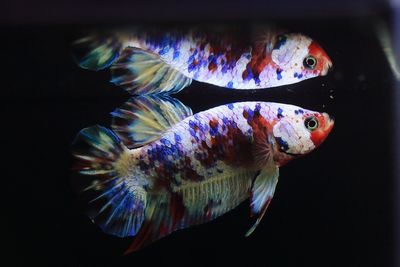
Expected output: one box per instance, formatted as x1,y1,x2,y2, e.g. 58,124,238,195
374,20,400,80
111,47,192,95
72,35,122,71
123,194,170,254
72,125,146,237
246,160,279,237
111,95,193,148
124,170,256,253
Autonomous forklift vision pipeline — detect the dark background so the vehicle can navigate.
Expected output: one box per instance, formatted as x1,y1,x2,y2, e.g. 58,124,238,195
3,1,399,266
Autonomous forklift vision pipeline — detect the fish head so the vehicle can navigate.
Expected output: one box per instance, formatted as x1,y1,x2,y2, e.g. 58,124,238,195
270,104,334,165
269,33,332,86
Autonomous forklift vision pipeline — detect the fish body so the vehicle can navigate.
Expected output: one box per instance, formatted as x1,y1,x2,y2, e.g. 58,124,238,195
74,27,332,94
73,96,334,252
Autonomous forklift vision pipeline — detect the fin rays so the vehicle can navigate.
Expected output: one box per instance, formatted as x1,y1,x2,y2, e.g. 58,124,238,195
72,125,147,237
125,170,256,252
72,35,122,71
111,95,192,148
111,47,192,95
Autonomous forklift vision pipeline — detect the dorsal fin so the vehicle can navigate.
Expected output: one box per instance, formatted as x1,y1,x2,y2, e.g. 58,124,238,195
111,47,192,95
72,34,122,71
111,95,193,148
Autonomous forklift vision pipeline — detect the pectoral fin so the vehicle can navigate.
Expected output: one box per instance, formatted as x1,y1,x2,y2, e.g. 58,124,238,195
246,160,279,237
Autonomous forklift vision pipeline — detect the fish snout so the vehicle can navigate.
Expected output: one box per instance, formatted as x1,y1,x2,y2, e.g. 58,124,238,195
321,59,333,76
322,112,335,133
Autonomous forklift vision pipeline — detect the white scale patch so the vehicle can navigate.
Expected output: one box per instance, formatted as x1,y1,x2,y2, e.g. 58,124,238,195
271,105,316,154
270,35,313,86
120,32,326,90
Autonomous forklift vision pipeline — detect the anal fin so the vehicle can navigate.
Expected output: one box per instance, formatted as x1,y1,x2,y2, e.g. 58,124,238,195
124,170,257,253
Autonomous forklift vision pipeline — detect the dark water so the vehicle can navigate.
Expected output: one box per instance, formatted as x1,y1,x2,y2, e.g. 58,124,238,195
3,16,398,266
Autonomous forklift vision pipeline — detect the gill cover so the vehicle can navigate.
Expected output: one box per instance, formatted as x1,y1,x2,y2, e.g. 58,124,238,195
272,115,315,155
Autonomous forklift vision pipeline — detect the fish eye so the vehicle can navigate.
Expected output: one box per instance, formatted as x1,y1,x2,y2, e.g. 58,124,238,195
303,55,317,70
304,116,319,131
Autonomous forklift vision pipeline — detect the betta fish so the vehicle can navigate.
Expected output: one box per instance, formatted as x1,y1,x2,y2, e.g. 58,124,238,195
73,26,332,95
72,96,334,253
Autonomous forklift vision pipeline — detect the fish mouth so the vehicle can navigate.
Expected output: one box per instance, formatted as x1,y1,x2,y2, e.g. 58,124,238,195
321,59,333,76
322,112,335,133
309,112,334,148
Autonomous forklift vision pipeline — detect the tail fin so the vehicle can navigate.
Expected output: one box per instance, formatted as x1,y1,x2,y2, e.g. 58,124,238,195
72,35,123,71
72,125,146,237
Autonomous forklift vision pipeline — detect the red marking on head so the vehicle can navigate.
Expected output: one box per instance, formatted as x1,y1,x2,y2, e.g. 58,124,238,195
309,113,334,147
308,41,332,75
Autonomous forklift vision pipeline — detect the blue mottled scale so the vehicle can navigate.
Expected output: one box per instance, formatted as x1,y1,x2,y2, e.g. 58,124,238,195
72,96,334,252
75,28,332,94
133,103,276,189
127,33,255,89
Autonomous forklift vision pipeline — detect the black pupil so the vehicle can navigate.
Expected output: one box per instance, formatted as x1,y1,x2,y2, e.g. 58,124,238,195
306,57,315,66
308,119,317,128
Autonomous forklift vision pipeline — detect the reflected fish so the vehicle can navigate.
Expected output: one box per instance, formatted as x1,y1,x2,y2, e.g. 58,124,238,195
73,27,332,94
72,96,334,252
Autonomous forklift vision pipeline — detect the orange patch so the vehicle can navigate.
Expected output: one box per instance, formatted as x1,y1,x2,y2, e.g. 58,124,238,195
309,113,334,147
242,43,272,81
308,41,331,73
